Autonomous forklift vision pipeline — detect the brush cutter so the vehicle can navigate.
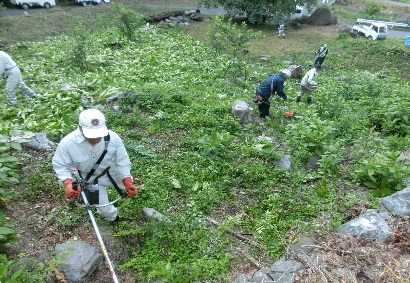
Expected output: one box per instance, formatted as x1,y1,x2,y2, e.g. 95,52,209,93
71,167,126,283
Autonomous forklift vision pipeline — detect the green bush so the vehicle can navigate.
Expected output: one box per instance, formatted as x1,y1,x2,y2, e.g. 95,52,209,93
352,151,410,196
115,4,144,42
70,24,91,70
0,136,23,191
364,0,381,17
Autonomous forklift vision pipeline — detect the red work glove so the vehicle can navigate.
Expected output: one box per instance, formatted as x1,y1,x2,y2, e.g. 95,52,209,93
122,177,138,197
63,179,81,198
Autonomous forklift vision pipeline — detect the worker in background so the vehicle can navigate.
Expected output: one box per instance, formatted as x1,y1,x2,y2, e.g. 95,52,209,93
314,44,328,65
296,64,321,104
278,21,285,38
0,51,37,106
253,69,291,118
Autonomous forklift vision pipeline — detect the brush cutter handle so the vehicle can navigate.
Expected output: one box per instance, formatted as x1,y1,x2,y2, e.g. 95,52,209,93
74,193,126,209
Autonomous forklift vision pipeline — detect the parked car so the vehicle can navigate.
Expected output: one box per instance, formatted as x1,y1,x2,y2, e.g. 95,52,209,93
76,0,109,6
9,0,56,9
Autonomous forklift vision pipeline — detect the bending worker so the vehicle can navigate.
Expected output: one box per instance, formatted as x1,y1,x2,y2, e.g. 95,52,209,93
296,64,321,104
0,51,37,106
254,69,291,118
52,109,138,222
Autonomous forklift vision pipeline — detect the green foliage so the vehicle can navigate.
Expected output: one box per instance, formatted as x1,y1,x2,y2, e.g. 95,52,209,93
352,151,410,196
200,0,317,24
208,16,263,78
25,160,59,198
0,212,17,253
115,4,144,42
284,112,338,160
0,136,23,191
208,16,263,57
363,0,381,17
46,206,85,228
70,24,91,70
119,219,230,282
0,254,31,283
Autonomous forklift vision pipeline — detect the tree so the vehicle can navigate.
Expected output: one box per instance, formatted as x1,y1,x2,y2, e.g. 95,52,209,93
200,0,318,24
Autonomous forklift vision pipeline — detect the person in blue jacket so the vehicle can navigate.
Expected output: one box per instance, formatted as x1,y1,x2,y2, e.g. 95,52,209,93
254,69,291,118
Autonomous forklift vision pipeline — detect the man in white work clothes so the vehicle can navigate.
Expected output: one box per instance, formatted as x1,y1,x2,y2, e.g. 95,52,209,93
296,64,321,104
0,51,37,106
52,109,138,222
278,21,285,38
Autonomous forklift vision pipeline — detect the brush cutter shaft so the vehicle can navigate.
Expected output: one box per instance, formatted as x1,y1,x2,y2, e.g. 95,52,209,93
81,191,119,283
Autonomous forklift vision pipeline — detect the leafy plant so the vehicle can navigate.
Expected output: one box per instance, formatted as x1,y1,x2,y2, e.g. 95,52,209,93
0,135,23,190
46,206,85,228
0,254,31,283
0,212,17,253
285,112,337,160
115,4,144,42
70,24,91,69
363,0,381,17
201,0,317,24
352,151,410,196
208,16,263,78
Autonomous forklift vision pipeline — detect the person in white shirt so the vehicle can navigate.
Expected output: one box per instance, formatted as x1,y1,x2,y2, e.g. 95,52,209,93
0,51,37,106
296,64,321,104
278,21,285,38
52,109,138,222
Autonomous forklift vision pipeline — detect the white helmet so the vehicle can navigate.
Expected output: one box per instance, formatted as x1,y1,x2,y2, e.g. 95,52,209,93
281,69,291,78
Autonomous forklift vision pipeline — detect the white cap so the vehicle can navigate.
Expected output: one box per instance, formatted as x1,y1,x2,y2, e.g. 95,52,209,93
281,69,291,77
79,109,109,138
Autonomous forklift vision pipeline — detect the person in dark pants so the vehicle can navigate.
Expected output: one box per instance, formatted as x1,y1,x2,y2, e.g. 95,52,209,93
254,69,291,118
314,44,328,66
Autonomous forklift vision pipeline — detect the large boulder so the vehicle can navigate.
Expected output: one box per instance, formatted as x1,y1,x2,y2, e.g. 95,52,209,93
309,7,334,26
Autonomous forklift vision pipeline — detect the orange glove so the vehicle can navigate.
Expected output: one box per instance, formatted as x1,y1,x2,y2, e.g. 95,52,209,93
122,177,138,197
63,179,81,198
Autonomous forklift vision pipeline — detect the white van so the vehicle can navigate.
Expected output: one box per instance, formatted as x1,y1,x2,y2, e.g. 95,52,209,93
10,0,56,9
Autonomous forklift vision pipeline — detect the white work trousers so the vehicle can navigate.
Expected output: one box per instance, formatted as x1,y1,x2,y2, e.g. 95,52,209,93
5,67,36,105
91,184,118,221
278,30,285,37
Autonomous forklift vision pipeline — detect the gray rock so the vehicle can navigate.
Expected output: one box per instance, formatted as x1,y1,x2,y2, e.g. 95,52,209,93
55,240,103,282
232,273,249,283
287,236,316,255
231,100,252,124
268,259,304,283
19,132,56,151
104,96,119,104
337,210,391,242
81,97,91,106
250,268,271,283
381,187,410,216
305,155,320,171
331,267,354,281
143,207,170,222
275,154,292,170
60,82,75,92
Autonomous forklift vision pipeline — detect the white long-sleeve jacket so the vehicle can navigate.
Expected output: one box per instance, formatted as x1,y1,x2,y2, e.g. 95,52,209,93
52,128,132,189
0,51,18,76
300,68,318,88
